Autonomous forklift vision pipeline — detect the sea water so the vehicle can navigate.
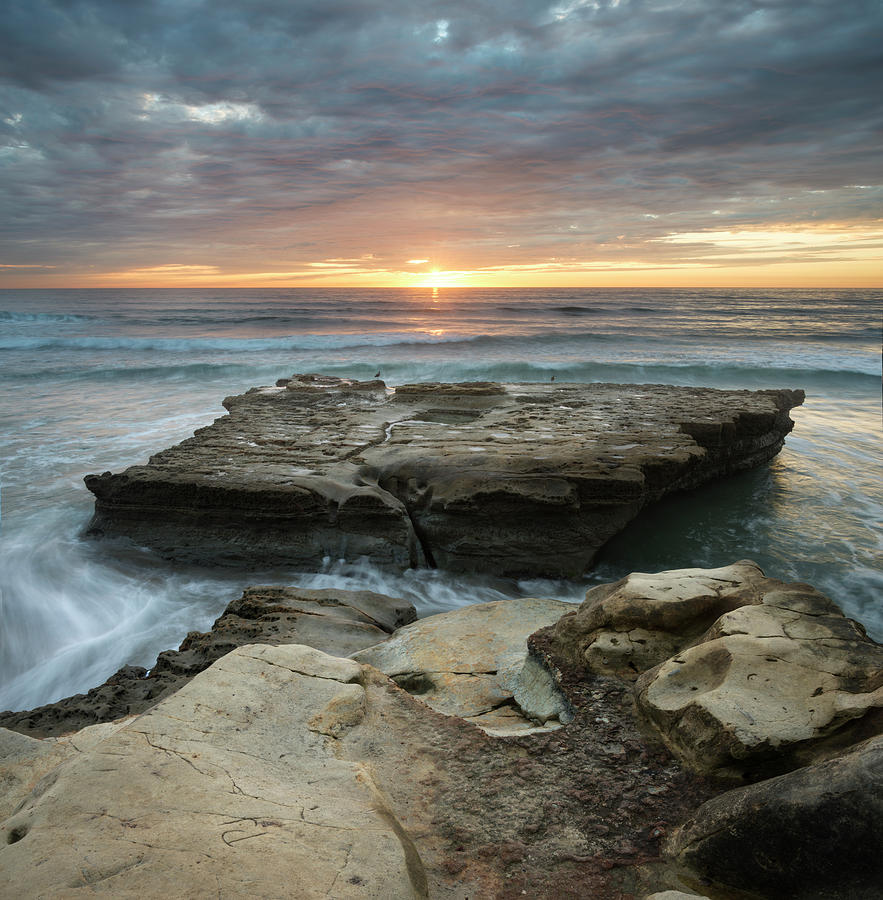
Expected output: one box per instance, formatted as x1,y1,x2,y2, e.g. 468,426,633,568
0,287,880,712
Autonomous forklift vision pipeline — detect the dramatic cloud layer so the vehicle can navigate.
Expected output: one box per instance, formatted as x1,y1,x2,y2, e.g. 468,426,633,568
1,0,881,286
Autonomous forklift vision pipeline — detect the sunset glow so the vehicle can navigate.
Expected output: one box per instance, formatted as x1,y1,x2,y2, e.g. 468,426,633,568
1,2,880,289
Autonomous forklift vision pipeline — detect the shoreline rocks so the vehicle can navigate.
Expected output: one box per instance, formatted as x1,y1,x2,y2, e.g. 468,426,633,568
0,587,416,738
2,562,881,898
0,634,717,899
546,561,883,781
84,376,804,576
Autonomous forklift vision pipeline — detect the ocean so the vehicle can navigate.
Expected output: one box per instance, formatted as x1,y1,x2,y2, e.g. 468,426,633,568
0,287,880,713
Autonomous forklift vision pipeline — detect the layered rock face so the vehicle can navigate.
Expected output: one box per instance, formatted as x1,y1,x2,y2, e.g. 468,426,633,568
84,376,803,576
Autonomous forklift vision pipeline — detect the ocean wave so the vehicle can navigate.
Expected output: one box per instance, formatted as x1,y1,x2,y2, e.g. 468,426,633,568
0,310,97,323
1,361,257,383
555,305,604,315
0,331,478,353
377,359,879,390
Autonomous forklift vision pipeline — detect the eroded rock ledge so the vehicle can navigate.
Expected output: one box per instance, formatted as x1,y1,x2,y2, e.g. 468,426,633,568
84,376,804,576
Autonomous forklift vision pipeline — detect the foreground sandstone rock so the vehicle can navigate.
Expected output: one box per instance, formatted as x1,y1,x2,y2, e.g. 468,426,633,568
353,596,574,734
1,641,716,899
542,562,883,899
3,566,879,898
84,376,803,576
0,586,415,738
1,645,428,898
635,583,883,779
549,560,773,680
548,561,883,779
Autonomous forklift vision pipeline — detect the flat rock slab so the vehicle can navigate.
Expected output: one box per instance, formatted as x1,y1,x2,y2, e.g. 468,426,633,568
85,376,803,576
353,596,573,734
0,644,428,899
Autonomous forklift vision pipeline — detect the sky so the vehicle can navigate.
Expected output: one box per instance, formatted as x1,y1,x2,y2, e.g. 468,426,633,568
0,0,881,289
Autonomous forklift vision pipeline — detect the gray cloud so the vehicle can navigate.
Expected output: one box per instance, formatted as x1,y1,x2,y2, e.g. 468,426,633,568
1,0,881,277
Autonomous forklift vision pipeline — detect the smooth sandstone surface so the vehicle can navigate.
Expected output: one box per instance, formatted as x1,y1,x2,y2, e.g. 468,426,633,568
1,644,427,899
0,719,135,821
352,596,574,734
84,376,804,576
0,586,416,738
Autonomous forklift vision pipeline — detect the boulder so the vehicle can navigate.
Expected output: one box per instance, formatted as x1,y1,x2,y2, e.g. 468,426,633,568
0,586,415,738
669,735,883,900
634,582,883,778
84,377,803,576
549,560,774,679
353,597,574,734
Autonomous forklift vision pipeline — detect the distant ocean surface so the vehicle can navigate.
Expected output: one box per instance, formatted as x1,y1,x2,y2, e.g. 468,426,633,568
1,287,880,712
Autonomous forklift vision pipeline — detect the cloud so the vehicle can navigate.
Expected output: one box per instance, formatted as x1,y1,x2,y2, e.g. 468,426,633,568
0,0,881,282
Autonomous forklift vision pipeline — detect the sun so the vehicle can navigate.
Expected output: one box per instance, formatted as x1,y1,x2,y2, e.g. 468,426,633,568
416,269,467,289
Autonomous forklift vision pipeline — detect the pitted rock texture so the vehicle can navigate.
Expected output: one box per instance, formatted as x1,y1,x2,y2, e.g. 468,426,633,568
549,560,775,680
635,582,883,779
669,735,883,900
0,586,415,738
546,561,883,780
84,376,804,576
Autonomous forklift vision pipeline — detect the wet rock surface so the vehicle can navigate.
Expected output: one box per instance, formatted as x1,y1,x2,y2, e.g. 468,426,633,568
0,586,415,738
84,376,804,576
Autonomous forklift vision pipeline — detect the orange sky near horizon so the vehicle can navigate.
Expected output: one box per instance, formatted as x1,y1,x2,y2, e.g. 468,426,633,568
3,223,882,290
